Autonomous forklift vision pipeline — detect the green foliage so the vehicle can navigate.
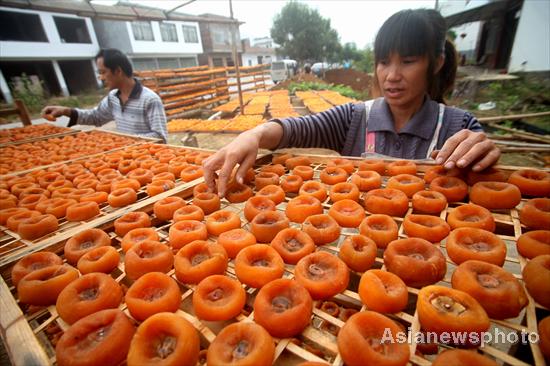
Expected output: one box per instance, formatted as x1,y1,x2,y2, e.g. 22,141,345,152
481,77,550,114
270,1,341,63
9,73,46,114
353,47,375,73
288,81,360,99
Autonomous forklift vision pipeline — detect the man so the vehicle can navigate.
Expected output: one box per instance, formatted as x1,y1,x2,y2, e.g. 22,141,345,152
42,48,168,142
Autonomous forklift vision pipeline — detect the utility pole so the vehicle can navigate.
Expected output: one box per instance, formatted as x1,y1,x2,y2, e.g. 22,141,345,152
229,0,244,112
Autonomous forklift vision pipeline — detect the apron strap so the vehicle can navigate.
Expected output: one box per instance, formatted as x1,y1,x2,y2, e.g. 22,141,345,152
364,100,376,153
425,103,445,159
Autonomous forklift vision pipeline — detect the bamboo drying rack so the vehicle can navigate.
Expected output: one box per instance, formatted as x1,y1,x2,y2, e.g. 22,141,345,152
0,152,548,366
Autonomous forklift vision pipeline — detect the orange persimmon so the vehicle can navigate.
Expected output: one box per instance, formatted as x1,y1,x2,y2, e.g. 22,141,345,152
124,240,174,280
285,195,323,223
218,228,257,258
270,228,315,265
174,240,228,284
235,244,285,288
302,214,341,245
358,269,408,313
359,214,398,249
125,272,181,321
338,235,377,272
192,274,246,321
250,210,290,243
328,199,365,228
294,251,349,300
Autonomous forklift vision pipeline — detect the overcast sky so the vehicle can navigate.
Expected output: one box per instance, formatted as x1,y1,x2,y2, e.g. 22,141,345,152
94,0,436,48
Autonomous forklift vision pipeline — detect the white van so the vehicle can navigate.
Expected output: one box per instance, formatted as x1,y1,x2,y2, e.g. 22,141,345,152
271,60,297,83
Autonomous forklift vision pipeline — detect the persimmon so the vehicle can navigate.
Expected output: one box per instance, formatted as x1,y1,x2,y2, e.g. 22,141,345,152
180,165,203,182
327,158,355,174
412,190,447,214
256,184,286,205
423,165,463,184
447,227,506,266
357,159,385,174
417,285,490,346
17,264,79,305
285,156,311,170
432,349,498,366
250,210,290,243
17,194,47,210
153,196,186,221
11,251,63,287
146,179,175,196
153,172,176,182
447,203,496,232
127,312,200,366
125,272,181,321
302,214,341,245
206,210,241,236
125,240,174,280
387,174,425,198
121,227,159,253
37,197,77,218
255,172,280,190
319,166,348,185
298,181,327,202
174,240,227,284
261,163,286,176
328,199,365,228
114,211,151,237
64,228,111,265
358,269,408,313
253,278,313,338
329,182,360,202
127,168,153,186
338,235,377,272
0,207,29,225
285,195,323,223
192,274,246,321
80,191,108,205
350,170,381,192
273,153,293,165
387,160,416,176
55,309,135,366
364,188,409,217
207,322,275,366
337,311,410,366
111,178,140,192
66,201,100,221
118,160,139,175
451,260,528,319
508,169,550,197
192,192,221,215
244,196,276,222
281,174,303,193
384,238,446,287
56,272,122,324
293,165,314,180
517,230,550,259
77,246,120,274
47,179,74,192
6,210,40,232
470,181,521,209
520,198,550,230
169,220,208,249
539,316,550,360
430,176,468,202
218,228,257,258
522,254,550,308
235,244,284,288
108,187,137,207
403,214,450,243
173,205,204,222
225,181,253,203
295,251,349,300
270,228,315,264
359,214,398,248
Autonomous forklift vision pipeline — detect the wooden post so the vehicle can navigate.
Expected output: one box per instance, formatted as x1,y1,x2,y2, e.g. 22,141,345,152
229,0,244,112
14,99,31,126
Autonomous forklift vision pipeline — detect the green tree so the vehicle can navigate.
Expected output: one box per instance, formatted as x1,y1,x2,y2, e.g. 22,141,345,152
353,47,375,73
270,1,341,63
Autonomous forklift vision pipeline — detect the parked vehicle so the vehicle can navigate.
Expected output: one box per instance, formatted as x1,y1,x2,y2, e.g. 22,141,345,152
311,62,341,76
271,60,297,83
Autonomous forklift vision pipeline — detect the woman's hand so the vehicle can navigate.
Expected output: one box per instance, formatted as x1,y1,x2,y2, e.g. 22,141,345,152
41,105,70,119
432,130,500,172
202,129,263,197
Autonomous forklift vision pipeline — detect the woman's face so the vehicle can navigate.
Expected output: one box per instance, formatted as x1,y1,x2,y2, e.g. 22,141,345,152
376,52,429,110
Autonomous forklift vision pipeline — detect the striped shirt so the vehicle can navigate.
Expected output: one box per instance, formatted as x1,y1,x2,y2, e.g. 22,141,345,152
69,80,168,142
274,96,482,159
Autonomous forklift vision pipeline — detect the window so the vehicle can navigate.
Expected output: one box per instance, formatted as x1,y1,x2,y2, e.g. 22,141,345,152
158,58,179,69
131,21,154,41
213,29,229,45
182,25,198,43
212,58,224,67
248,60,252,66
54,17,91,44
160,23,178,42
180,57,197,68
132,58,157,71
0,10,47,42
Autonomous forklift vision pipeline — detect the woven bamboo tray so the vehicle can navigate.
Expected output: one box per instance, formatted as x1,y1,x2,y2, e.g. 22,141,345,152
0,125,76,148
0,153,548,366
0,144,213,271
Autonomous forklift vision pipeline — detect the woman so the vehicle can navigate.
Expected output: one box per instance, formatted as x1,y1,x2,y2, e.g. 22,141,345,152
203,9,500,197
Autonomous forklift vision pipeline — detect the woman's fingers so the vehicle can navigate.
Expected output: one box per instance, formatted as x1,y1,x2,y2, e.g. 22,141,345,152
236,153,257,184
434,130,468,167
471,147,501,172
455,138,493,168
202,153,224,193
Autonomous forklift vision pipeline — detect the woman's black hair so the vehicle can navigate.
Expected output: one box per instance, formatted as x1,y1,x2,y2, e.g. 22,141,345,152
373,9,457,103
96,48,133,77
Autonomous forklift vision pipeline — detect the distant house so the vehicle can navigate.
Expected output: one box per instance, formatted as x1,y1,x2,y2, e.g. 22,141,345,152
441,0,550,73
0,1,242,103
197,13,243,67
241,38,278,66
0,6,101,103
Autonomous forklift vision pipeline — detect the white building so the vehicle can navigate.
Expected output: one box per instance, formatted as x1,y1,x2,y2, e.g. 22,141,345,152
0,6,101,103
441,0,550,73
241,38,278,67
